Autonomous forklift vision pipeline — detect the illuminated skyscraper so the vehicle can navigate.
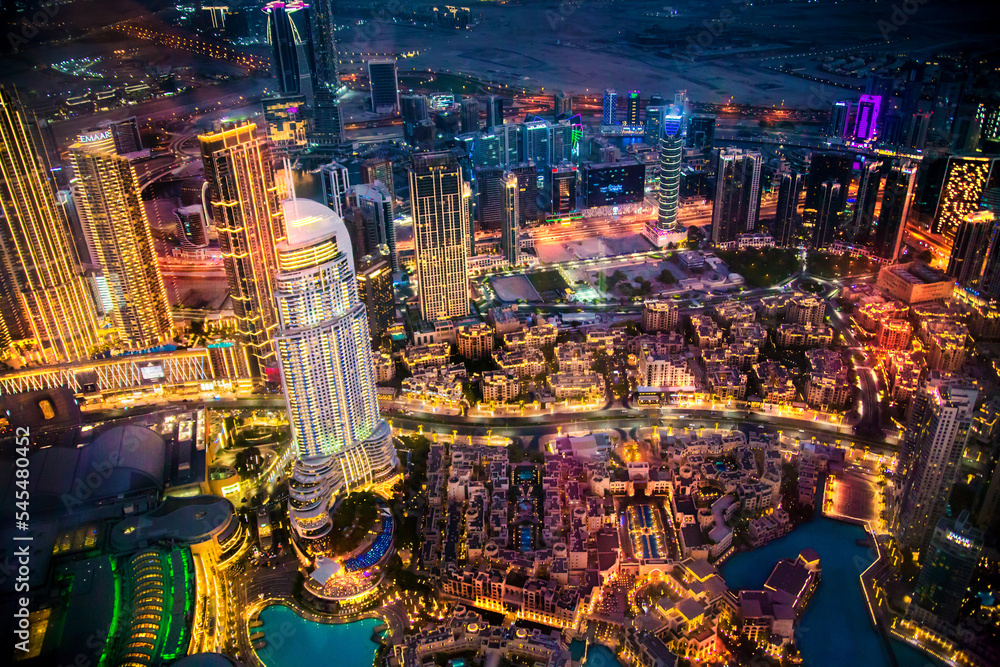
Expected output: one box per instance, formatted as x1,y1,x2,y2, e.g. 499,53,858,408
307,0,339,88
0,87,98,363
829,101,851,139
367,58,399,113
686,114,716,149
872,161,917,262
410,152,471,321
932,156,995,237
361,157,394,219
602,89,618,126
522,120,552,166
810,180,842,249
804,152,852,247
909,511,983,625
548,164,577,215
711,148,762,244
69,141,172,349
625,90,641,128
848,159,882,243
319,160,350,218
263,1,315,100
500,172,520,266
351,181,396,272
644,105,664,146
356,250,394,346
946,211,995,286
200,123,285,377
854,95,881,141
896,378,978,556
275,196,396,547
310,87,344,146
651,106,684,245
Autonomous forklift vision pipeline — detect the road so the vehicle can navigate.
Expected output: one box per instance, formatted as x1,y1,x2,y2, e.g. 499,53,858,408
85,396,897,460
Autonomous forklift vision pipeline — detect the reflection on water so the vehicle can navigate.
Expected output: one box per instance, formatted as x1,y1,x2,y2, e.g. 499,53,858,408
257,606,380,667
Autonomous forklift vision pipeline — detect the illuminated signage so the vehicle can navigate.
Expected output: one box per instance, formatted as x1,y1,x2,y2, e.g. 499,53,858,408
77,130,112,144
140,364,165,382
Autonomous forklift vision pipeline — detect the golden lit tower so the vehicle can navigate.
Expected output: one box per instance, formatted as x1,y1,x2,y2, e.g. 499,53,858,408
200,123,286,377
69,140,172,349
0,86,98,363
409,152,471,322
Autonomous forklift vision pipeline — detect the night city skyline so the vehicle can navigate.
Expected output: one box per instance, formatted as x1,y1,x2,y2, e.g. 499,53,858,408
1,1,1000,666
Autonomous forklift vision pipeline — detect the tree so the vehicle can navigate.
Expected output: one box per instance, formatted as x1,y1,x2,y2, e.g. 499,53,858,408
658,268,676,285
607,269,627,287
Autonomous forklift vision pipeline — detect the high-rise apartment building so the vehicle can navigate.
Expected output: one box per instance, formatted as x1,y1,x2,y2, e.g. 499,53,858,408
401,95,430,144
319,161,350,218
350,181,396,272
410,152,471,321
361,158,395,220
946,211,996,286
805,152,852,248
200,123,285,377
509,162,539,224
500,172,520,266
356,251,394,346
310,87,344,146
686,114,716,149
896,379,979,556
367,58,399,113
602,89,618,126
522,120,551,167
848,159,883,243
644,106,664,146
0,86,98,363
775,171,804,247
262,94,309,149
828,101,851,139
872,161,917,261
549,164,577,215
475,166,506,231
486,95,504,129
69,141,171,349
811,181,842,249
711,148,762,244
109,117,143,155
275,197,396,550
909,511,983,625
460,98,480,133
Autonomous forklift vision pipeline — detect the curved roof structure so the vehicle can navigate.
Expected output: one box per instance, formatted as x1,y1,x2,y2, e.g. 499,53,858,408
110,495,235,552
280,197,354,267
1,424,166,516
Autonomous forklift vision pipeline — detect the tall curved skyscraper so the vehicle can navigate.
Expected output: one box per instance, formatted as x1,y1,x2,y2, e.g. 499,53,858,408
274,195,397,552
